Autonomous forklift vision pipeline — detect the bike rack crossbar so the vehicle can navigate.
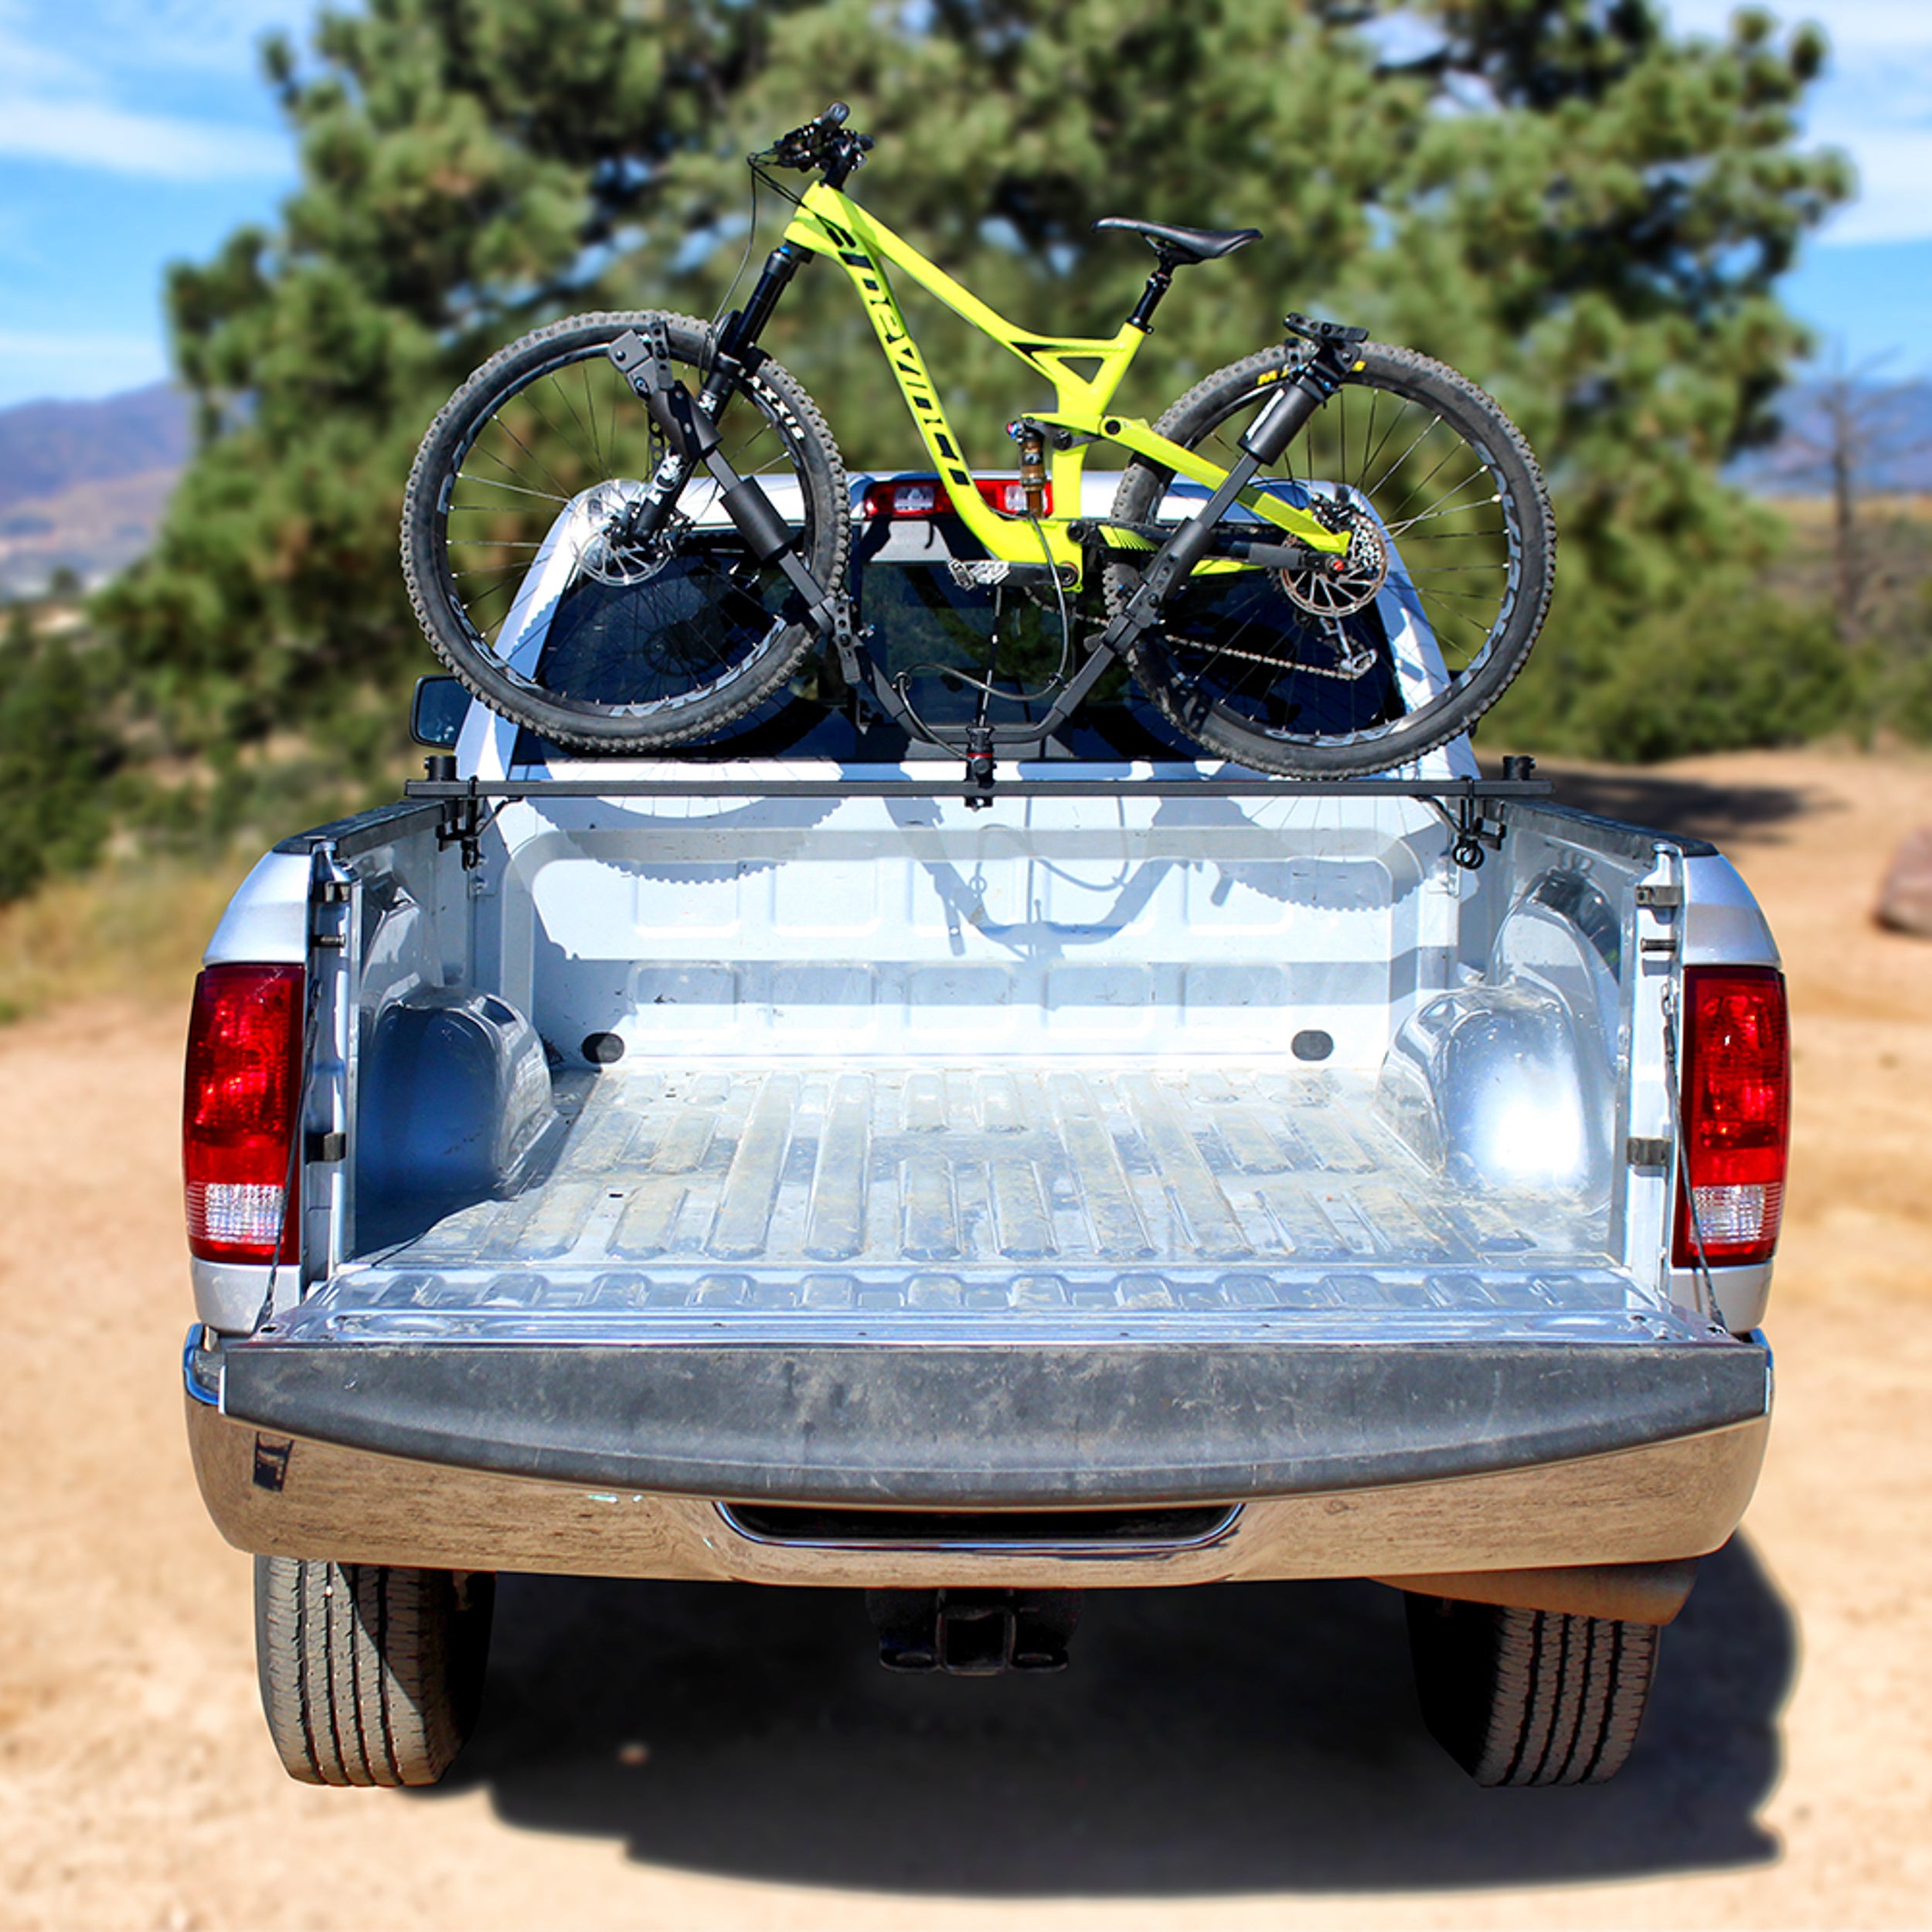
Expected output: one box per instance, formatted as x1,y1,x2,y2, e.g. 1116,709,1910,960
404,776,1553,802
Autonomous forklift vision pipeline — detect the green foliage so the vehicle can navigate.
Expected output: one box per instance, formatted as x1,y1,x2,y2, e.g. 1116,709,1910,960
1526,580,1852,761
0,608,119,902
96,0,1852,783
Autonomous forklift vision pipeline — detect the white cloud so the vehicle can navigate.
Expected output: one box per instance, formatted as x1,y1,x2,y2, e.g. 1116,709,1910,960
0,97,289,179
1665,0,1932,247
0,0,304,181
1667,2,1932,49
1808,127,1932,242
0,0,311,77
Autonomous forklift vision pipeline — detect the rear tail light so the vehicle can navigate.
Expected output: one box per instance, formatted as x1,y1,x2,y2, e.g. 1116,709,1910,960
977,476,1050,516
1674,966,1791,1270
864,479,947,519
860,476,1053,519
183,964,304,1265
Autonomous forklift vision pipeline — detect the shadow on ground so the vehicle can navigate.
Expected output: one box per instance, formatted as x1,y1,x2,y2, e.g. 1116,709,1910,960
422,1536,1794,1896
1522,762,1831,849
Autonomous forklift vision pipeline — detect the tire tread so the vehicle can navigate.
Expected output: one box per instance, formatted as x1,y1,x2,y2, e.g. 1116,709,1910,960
1108,342,1554,775
255,1556,494,1787
1406,1593,1659,1787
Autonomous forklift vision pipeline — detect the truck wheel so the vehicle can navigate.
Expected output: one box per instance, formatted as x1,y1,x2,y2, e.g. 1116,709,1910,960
253,1557,495,1787
1403,1591,1659,1786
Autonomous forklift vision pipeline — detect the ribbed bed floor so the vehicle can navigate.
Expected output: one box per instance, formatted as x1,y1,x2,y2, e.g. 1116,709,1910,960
339,1063,1630,1318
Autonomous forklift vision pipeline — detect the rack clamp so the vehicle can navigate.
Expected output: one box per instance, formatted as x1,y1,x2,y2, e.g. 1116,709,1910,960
1429,756,1537,870
961,728,997,810
423,760,501,870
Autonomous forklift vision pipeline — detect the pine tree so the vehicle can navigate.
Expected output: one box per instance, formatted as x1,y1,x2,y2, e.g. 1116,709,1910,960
98,0,1849,772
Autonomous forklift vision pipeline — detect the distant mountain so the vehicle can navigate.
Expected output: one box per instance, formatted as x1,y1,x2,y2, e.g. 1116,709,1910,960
0,468,180,599
0,383,192,515
1733,379,1932,496
0,383,192,595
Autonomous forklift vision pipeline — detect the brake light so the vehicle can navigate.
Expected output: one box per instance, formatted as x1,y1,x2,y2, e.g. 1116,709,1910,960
864,479,947,519
860,477,1053,519
183,964,304,1265
977,477,1051,516
1673,967,1790,1270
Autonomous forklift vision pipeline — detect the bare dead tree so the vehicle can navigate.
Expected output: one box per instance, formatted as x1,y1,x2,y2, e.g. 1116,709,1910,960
1767,347,1932,644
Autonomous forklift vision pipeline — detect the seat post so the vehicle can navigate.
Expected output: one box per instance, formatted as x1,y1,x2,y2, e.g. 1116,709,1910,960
1128,259,1176,332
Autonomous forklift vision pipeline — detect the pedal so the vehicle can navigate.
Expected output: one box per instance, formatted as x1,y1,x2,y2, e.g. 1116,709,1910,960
944,559,1072,590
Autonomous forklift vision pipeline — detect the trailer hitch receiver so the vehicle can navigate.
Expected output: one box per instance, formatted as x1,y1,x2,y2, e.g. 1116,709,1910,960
867,1588,1083,1675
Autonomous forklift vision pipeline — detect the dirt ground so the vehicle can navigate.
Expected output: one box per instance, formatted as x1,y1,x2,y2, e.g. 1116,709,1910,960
4,747,1930,1932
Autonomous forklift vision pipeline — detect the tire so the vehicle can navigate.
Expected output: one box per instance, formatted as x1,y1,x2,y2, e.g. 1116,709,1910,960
254,1556,495,1787
1404,1591,1660,1787
1107,342,1554,775
402,311,849,753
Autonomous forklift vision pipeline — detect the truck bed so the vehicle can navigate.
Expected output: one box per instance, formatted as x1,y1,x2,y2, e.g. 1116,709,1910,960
195,765,1774,1539
357,1058,1617,1315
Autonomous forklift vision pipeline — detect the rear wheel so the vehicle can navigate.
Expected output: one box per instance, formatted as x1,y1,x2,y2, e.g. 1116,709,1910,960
254,1556,495,1787
401,311,848,753
1107,342,1554,775
1404,1591,1660,1786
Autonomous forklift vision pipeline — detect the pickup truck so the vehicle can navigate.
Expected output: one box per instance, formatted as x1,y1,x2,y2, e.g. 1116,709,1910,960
181,475,1789,1795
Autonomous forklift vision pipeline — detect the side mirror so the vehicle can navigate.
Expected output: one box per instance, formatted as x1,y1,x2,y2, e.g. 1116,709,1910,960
410,675,470,748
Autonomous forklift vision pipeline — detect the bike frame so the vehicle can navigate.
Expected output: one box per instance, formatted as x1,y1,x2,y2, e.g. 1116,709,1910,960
781,183,1349,580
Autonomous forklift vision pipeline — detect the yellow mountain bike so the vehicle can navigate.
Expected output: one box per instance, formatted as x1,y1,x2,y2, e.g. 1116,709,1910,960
402,104,1554,776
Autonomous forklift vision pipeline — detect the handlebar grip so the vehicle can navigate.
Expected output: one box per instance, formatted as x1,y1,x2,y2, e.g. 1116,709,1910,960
819,102,850,128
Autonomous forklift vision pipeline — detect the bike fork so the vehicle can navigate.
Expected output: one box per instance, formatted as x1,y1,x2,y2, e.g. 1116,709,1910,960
605,312,859,677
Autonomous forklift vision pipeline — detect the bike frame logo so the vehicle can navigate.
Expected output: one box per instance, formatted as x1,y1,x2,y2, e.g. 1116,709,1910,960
801,211,976,490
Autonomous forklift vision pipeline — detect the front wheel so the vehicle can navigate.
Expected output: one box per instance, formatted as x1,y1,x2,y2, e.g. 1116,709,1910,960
1107,342,1554,775
401,312,849,754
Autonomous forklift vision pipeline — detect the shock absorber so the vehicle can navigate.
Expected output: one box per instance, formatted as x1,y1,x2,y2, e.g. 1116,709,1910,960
1009,420,1047,519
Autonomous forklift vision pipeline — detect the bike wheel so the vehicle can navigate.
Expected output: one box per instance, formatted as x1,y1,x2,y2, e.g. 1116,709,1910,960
1107,342,1553,775
402,312,848,753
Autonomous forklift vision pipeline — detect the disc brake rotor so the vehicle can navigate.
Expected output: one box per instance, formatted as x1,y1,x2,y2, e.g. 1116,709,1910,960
1280,498,1389,619
577,481,679,587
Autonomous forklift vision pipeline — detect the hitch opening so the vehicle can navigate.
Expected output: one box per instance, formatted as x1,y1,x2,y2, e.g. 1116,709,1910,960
867,1588,1083,1676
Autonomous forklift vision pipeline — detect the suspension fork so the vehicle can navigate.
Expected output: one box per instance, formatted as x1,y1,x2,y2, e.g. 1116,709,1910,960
604,244,857,666
611,243,810,545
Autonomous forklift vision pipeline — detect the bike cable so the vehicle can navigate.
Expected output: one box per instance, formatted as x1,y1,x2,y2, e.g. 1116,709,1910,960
888,511,1077,742
709,163,768,338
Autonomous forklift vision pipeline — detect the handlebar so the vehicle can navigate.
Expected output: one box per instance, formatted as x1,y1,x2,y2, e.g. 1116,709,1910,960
758,102,873,181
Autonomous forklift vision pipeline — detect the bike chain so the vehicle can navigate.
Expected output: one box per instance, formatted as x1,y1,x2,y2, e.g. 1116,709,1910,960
1177,637,1379,682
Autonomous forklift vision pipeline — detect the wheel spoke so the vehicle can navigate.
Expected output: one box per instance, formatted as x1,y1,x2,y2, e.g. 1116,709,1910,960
1366,413,1442,498
454,465,568,505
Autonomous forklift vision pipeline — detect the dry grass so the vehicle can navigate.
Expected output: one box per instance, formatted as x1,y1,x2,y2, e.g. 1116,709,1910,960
0,852,255,1026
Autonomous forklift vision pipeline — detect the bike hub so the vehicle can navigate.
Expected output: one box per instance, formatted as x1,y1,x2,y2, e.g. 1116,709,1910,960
1281,496,1389,619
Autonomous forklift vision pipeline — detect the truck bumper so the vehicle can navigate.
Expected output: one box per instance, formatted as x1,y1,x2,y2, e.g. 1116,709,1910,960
185,1319,1770,1593
186,1394,1764,1597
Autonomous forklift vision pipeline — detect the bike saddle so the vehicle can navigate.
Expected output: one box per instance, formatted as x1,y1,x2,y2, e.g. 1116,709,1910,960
1092,218,1261,265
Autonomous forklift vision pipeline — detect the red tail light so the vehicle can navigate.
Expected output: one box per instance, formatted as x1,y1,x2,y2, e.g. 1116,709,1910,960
183,964,304,1265
861,476,1053,519
1674,967,1791,1270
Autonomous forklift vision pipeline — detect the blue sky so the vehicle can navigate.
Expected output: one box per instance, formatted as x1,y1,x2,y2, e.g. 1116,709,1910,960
0,0,1926,410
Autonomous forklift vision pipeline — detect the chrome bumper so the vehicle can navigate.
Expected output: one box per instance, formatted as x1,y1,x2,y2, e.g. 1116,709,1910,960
186,1393,1766,1600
